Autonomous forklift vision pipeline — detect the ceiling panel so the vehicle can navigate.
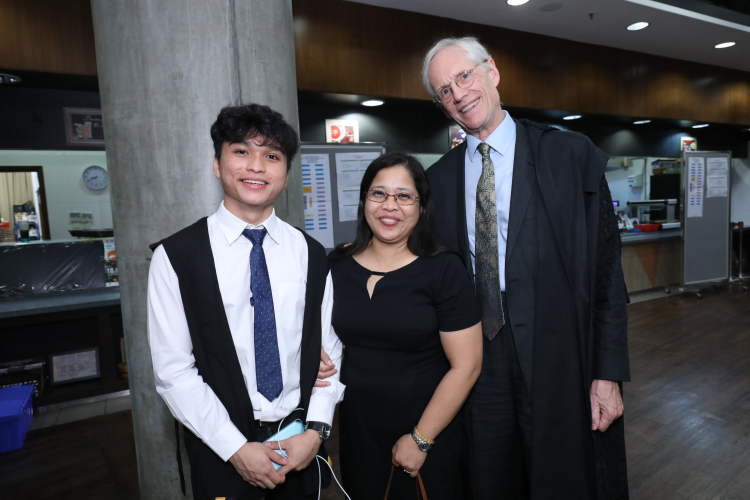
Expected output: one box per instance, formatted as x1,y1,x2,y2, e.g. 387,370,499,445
345,0,750,72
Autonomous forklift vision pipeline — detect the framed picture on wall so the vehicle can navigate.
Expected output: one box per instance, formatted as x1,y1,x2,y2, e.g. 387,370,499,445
449,125,466,149
48,347,101,385
681,136,697,152
325,119,359,143
63,107,105,147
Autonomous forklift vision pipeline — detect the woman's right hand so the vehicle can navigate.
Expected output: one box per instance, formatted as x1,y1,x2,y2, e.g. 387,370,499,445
314,348,337,389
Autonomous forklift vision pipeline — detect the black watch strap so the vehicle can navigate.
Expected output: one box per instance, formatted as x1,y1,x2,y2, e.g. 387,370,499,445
305,421,331,440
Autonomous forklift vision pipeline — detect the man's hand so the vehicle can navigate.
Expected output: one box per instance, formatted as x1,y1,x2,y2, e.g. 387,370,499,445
228,442,288,489
590,379,624,432
313,348,337,391
264,429,322,475
392,433,427,478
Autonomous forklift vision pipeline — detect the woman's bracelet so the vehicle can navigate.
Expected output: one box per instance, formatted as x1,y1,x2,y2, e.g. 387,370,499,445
413,426,435,445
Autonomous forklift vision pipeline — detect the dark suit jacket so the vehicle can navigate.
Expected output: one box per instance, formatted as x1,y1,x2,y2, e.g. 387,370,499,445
427,118,630,499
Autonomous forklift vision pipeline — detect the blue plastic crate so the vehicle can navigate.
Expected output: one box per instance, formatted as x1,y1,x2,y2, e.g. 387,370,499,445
0,384,34,453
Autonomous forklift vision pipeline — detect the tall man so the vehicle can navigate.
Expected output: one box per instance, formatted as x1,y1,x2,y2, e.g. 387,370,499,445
148,104,345,500
423,37,630,499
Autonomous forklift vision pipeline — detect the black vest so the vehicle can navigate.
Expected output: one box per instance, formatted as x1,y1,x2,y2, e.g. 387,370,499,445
152,217,329,500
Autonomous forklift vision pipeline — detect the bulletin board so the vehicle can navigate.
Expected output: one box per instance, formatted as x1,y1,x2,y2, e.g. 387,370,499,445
300,143,387,251
682,151,731,285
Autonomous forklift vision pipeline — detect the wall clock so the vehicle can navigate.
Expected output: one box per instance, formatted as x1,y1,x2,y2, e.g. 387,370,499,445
82,165,109,190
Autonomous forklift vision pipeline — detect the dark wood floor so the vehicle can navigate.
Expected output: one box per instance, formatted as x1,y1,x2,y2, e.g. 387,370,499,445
0,410,139,500
2,286,749,499
624,286,750,500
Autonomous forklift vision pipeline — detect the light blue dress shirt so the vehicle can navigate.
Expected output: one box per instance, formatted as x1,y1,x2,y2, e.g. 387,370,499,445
465,111,516,292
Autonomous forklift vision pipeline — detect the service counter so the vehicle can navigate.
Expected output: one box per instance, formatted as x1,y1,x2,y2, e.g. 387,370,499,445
0,239,126,407
620,229,683,293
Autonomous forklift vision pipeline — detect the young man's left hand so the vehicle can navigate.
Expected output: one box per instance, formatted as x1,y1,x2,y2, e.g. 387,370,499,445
264,429,322,475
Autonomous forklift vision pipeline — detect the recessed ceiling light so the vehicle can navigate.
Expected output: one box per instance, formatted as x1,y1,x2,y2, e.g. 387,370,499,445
563,115,581,120
361,100,384,107
715,42,736,49
540,3,562,12
508,0,530,5
627,22,649,31
0,73,22,84
633,120,651,124
692,124,709,129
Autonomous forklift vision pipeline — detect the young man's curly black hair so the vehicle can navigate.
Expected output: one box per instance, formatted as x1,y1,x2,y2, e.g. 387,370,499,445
210,104,300,171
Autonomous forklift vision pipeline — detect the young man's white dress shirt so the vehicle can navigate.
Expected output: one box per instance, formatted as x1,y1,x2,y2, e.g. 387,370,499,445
148,202,345,462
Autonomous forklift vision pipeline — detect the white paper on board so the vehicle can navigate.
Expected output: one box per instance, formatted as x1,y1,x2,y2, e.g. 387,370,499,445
687,156,704,218
301,154,334,248
335,152,381,222
706,157,729,198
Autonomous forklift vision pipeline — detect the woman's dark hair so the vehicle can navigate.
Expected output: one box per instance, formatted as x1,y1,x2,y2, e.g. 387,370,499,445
332,152,444,259
210,103,299,171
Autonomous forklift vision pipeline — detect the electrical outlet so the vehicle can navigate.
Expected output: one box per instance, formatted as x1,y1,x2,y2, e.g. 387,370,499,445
81,213,93,223
69,212,82,224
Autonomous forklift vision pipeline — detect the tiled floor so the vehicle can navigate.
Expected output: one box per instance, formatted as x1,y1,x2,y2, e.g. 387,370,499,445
29,394,132,430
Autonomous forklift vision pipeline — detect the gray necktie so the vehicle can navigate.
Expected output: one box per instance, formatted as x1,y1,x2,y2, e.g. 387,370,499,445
475,142,505,341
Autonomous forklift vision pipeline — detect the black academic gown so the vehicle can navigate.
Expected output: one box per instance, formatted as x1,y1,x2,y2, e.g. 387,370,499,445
427,119,630,500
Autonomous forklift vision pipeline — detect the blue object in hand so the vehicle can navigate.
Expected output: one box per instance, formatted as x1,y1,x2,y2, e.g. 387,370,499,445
263,420,306,470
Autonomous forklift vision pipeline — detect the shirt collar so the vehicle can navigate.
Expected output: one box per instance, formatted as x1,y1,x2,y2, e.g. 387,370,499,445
216,201,280,246
466,110,516,160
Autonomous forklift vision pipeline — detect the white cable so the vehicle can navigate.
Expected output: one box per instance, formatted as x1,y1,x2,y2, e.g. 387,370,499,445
274,409,351,499
315,455,352,500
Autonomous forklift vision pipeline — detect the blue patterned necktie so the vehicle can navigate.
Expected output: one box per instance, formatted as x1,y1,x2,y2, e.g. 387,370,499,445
242,228,283,401
475,142,505,341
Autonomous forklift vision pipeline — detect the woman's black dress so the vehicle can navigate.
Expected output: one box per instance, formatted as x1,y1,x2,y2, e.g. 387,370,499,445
331,253,481,500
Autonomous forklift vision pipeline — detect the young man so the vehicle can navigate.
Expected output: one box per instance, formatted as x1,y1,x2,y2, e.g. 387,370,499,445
148,104,344,500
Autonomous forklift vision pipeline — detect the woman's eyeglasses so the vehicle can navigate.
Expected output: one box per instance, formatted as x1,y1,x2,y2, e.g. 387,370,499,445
366,189,420,206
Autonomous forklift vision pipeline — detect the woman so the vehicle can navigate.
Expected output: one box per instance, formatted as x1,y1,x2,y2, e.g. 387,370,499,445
329,153,482,499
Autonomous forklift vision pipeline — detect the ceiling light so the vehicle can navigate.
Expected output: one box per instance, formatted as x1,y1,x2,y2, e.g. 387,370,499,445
361,100,384,107
563,115,581,120
633,120,651,124
0,73,22,84
508,0,530,5
540,3,562,12
715,42,736,49
627,22,649,31
692,124,709,129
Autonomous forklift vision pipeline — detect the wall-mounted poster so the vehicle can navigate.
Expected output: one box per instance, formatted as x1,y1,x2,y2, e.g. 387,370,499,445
681,136,697,152
450,125,466,149
64,107,105,146
326,119,359,143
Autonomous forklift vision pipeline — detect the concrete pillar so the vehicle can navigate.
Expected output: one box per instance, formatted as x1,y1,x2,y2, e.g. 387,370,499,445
89,1,302,498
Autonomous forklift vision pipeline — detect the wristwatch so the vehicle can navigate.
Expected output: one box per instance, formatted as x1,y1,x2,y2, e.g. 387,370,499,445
305,421,332,440
411,428,434,452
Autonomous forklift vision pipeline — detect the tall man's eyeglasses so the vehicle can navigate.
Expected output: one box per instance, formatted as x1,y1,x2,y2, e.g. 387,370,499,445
366,189,420,206
432,61,487,105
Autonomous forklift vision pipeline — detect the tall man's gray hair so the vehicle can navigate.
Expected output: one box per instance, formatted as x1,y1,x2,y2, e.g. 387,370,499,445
421,36,493,97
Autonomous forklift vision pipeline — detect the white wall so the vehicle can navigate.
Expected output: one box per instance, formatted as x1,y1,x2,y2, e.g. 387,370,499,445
0,151,111,240
605,157,670,210
607,155,750,224
731,158,750,225
413,153,444,169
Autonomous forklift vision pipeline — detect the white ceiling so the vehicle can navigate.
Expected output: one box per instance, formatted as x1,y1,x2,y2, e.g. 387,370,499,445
344,0,750,73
